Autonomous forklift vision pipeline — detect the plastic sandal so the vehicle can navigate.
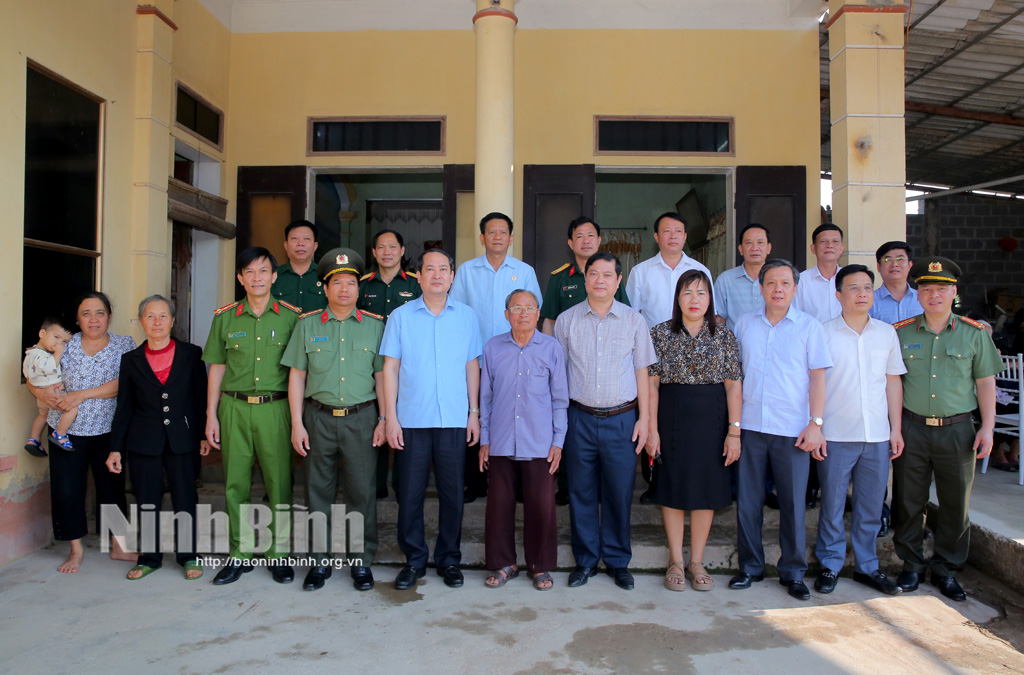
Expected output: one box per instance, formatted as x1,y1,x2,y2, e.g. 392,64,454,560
484,565,519,588
24,438,47,457
664,560,686,591
531,571,554,591
49,431,73,451
126,564,160,580
184,560,203,580
686,561,714,591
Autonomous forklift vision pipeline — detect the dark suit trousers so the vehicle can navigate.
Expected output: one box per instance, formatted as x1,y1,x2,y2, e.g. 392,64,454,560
736,430,810,581
49,433,127,541
485,455,557,575
396,427,465,569
128,443,199,567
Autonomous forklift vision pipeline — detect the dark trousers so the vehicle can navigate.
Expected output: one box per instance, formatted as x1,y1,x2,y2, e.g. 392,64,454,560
485,456,557,575
396,427,466,569
564,406,636,569
464,441,487,497
49,433,127,541
129,446,199,568
893,417,976,577
736,430,810,581
375,444,398,498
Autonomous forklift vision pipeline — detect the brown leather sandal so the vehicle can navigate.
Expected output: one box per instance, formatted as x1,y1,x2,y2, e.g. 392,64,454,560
531,571,553,591
484,565,519,588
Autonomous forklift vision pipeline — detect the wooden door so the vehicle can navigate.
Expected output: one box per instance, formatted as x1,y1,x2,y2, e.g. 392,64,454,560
522,165,596,278
170,222,191,342
735,166,807,269
236,165,307,298
442,164,473,261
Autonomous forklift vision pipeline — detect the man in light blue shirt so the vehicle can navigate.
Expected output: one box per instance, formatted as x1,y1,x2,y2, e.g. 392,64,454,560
870,241,923,325
715,223,772,331
450,212,543,344
381,249,482,591
729,259,832,602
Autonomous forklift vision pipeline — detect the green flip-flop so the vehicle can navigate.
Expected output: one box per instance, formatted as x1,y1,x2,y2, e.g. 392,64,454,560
126,564,160,580
184,560,203,580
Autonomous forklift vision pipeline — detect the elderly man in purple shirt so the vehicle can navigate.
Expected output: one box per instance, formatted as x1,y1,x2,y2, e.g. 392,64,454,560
479,289,568,591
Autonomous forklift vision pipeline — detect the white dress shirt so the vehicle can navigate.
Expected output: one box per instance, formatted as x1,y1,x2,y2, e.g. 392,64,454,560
822,316,906,443
734,306,833,438
794,265,842,324
625,251,715,330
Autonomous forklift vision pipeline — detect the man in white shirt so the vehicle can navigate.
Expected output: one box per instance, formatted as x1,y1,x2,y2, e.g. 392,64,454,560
626,212,715,331
728,259,832,601
715,223,771,332
814,264,906,597
795,224,844,324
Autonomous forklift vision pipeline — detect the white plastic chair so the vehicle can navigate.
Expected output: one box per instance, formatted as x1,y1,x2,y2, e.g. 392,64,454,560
981,353,1023,486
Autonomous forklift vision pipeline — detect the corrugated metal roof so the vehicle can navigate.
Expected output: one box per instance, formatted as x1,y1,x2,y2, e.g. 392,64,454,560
821,0,1024,197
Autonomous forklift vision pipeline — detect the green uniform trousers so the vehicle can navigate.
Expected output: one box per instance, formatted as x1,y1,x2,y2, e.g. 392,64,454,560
303,403,378,566
892,416,976,577
220,395,293,560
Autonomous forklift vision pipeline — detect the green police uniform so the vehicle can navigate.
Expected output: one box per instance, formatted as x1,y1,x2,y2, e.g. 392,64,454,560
893,258,1003,579
283,248,385,571
272,262,326,312
358,269,421,321
540,261,630,323
358,268,421,496
203,298,300,560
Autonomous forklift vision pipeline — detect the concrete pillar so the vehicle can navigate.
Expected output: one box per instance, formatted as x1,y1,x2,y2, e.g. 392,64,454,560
473,0,516,233
827,0,908,269
131,2,176,299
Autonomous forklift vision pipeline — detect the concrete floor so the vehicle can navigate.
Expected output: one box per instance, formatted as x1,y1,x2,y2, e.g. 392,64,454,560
0,541,1022,674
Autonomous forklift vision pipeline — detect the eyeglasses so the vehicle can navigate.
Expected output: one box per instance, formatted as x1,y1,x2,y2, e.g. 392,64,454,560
508,305,539,315
840,284,874,294
881,256,908,265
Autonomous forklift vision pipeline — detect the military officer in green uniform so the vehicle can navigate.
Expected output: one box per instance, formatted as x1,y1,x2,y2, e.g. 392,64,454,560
540,216,629,504
284,247,385,592
358,229,420,499
204,246,301,585
272,219,326,312
892,256,1002,601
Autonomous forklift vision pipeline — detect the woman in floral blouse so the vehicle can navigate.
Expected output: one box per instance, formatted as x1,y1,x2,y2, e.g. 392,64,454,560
647,270,742,592
30,292,136,573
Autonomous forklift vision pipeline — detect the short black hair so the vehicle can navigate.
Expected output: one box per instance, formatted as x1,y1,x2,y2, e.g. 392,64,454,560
654,212,686,233
236,246,278,276
567,216,601,240
811,223,843,243
416,247,455,272
41,316,73,333
875,240,912,262
372,228,405,249
76,291,113,316
479,212,514,235
284,219,319,242
835,264,875,289
758,259,800,286
739,223,771,244
584,251,622,277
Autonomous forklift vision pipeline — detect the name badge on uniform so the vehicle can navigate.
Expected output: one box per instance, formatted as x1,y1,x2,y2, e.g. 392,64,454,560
310,336,328,343
903,343,921,349
563,284,578,292
227,331,246,338
398,291,413,297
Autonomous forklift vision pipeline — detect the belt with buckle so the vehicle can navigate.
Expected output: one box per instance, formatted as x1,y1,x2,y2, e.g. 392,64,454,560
902,409,973,427
224,391,287,405
306,398,376,417
570,399,638,418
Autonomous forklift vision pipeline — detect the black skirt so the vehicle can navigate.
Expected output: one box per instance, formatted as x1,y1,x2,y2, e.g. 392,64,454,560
651,382,732,511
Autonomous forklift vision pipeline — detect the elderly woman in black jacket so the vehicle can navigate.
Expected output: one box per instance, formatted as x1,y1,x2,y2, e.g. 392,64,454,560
106,295,209,580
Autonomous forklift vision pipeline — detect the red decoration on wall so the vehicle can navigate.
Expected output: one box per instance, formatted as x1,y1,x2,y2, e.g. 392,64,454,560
998,237,1019,253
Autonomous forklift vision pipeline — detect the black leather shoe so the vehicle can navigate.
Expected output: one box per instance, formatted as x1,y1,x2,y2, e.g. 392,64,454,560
896,570,920,592
438,565,464,588
394,565,425,590
463,489,477,504
877,516,890,538
764,493,780,510
350,566,374,591
555,489,569,506
932,574,967,602
781,579,811,600
568,566,598,587
269,562,294,584
638,490,655,505
302,565,332,591
376,486,389,499
853,570,902,596
212,559,253,585
606,567,634,590
728,572,764,589
814,570,838,594
805,488,818,510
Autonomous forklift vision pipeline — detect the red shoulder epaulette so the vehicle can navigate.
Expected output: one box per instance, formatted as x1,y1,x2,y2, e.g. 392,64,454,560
213,301,239,316
299,309,320,319
959,316,987,330
893,317,917,330
278,300,301,313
